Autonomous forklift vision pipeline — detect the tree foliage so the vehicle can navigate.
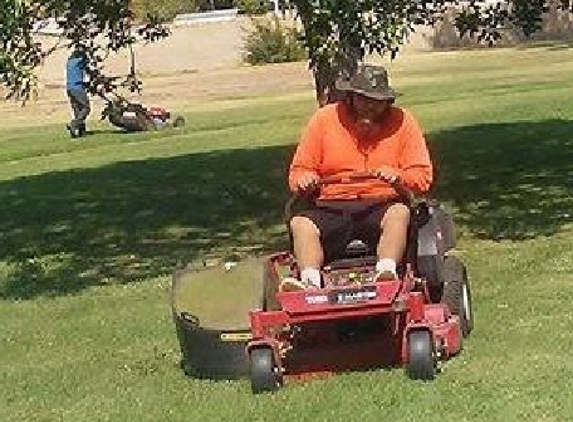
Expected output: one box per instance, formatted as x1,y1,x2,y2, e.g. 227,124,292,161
290,0,573,105
243,16,306,65
0,0,169,102
1,0,572,104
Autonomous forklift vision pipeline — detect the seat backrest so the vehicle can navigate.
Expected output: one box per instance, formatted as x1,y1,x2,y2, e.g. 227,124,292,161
345,239,369,257
413,199,457,285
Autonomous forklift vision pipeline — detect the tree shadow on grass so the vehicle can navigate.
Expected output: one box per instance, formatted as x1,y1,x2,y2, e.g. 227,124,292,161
0,146,294,300
0,119,572,299
430,119,573,240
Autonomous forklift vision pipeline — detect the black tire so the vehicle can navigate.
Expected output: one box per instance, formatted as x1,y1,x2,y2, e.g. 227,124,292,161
406,330,436,381
173,116,186,128
250,348,281,394
442,256,474,337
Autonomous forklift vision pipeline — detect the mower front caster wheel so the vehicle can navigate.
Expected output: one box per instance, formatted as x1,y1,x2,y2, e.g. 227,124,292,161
249,347,282,394
406,330,437,381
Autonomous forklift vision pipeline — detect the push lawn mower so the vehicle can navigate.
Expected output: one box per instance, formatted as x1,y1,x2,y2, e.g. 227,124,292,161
101,94,185,132
171,173,473,393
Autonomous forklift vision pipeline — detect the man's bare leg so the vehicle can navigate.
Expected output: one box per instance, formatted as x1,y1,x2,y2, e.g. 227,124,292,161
376,203,410,279
284,216,323,289
291,216,323,268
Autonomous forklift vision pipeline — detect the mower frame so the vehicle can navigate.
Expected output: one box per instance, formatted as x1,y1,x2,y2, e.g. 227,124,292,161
246,174,471,393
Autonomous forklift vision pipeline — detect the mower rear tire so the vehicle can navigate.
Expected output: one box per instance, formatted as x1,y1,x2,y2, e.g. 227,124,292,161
250,347,281,394
442,256,474,337
406,330,436,381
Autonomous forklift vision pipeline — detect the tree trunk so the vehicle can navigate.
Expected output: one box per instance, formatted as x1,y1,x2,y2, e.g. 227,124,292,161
293,0,363,106
313,64,337,106
313,47,361,107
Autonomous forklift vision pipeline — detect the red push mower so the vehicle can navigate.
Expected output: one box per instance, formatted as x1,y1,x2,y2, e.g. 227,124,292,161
101,93,185,132
246,173,473,393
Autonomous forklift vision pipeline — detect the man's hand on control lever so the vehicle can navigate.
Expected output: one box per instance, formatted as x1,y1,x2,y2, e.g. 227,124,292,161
295,171,320,193
371,166,401,185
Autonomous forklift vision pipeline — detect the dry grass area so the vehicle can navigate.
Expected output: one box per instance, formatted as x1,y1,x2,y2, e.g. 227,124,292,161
0,18,317,130
0,61,315,129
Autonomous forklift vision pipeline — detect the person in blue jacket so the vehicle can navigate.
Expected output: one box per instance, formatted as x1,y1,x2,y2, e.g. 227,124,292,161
65,46,90,138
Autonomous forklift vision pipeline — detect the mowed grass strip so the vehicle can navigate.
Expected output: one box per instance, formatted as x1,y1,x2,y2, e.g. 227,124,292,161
1,45,572,422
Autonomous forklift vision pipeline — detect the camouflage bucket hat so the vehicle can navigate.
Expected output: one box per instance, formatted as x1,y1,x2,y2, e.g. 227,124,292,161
335,64,396,101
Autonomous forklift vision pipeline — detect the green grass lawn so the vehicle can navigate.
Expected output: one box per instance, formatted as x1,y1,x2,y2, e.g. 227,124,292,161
1,44,573,421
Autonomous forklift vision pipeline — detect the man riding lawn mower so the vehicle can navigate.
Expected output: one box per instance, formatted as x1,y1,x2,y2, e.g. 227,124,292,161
171,64,474,392
284,63,432,292
101,94,185,132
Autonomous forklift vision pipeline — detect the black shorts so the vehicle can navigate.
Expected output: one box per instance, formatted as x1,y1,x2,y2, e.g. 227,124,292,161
292,199,402,262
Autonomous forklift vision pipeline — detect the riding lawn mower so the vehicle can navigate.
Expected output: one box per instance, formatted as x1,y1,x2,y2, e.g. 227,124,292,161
172,173,474,393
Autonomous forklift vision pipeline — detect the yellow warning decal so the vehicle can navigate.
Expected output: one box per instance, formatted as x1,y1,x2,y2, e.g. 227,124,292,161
220,332,253,342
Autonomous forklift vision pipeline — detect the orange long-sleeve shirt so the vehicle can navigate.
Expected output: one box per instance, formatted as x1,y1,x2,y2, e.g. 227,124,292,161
288,102,433,200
